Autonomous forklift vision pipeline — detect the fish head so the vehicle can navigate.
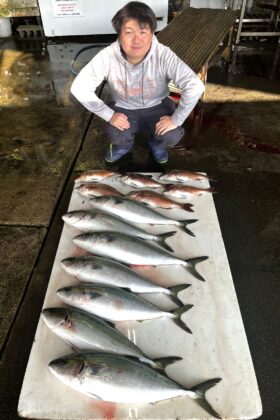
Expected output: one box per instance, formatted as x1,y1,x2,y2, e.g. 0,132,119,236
57,286,78,303
62,211,87,226
73,232,100,248
48,355,86,387
60,257,82,276
57,285,99,306
41,307,70,329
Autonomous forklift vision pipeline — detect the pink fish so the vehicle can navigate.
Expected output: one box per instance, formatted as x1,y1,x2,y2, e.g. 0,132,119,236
127,190,194,212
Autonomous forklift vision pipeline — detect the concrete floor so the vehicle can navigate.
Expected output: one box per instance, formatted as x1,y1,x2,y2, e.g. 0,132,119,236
0,33,279,419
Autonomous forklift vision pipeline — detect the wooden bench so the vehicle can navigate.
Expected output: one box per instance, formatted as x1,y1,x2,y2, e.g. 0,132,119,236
157,7,238,93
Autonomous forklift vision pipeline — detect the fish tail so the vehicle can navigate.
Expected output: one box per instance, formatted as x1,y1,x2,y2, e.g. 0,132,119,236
181,219,198,237
168,284,191,306
184,256,208,282
190,378,222,419
172,304,193,334
151,356,182,371
182,203,194,212
156,231,176,252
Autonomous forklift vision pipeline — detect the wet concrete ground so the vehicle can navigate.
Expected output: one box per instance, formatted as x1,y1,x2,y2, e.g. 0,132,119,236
0,34,279,419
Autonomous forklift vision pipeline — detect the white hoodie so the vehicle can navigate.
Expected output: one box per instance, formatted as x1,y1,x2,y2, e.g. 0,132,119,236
71,35,205,127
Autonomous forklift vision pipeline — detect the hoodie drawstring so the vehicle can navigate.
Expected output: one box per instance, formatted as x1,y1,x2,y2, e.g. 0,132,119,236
124,62,128,103
141,62,145,106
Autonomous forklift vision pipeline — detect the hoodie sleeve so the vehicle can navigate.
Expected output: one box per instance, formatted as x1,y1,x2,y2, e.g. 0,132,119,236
160,46,205,126
70,48,115,122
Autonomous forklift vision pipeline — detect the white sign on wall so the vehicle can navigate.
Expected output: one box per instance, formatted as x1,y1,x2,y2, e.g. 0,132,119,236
52,0,84,17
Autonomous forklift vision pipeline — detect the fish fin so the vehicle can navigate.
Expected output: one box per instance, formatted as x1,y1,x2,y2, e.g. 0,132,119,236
190,378,222,419
157,231,176,252
173,318,192,334
153,356,182,370
168,284,191,306
181,219,198,237
172,304,193,334
184,256,208,281
183,203,194,212
106,320,116,328
87,392,102,400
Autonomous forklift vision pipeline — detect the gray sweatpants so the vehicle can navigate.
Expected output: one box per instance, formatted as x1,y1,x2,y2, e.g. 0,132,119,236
104,97,185,153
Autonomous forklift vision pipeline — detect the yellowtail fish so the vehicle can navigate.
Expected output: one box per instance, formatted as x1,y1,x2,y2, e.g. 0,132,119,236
42,307,181,371
158,170,215,183
89,196,197,237
57,284,193,333
73,232,208,281
61,256,191,306
74,170,119,184
164,185,215,199
48,352,222,418
62,210,176,252
127,190,194,212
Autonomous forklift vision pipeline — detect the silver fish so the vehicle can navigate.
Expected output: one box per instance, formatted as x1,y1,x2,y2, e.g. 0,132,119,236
49,352,222,418
75,182,122,198
41,307,180,371
74,170,119,184
89,196,197,237
62,210,176,252
61,256,190,306
73,232,208,282
118,173,164,189
158,170,215,183
56,284,193,333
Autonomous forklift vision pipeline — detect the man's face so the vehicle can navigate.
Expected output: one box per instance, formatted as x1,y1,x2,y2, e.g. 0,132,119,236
119,19,153,64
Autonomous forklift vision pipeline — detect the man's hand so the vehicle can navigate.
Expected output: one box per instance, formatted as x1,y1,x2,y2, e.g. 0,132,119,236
155,116,177,135
109,112,130,131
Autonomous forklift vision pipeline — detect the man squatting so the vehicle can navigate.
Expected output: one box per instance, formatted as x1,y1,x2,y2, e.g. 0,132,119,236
71,1,205,164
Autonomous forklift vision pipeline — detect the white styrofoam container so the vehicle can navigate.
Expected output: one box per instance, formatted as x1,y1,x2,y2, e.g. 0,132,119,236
18,173,262,419
37,0,168,37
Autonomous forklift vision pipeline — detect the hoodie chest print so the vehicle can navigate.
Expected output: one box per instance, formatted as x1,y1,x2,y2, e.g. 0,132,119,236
115,77,156,99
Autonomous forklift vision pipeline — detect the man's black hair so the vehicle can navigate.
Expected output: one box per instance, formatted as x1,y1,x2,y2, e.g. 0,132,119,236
112,1,157,34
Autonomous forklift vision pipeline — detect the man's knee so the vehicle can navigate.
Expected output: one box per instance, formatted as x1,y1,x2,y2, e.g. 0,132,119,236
104,124,134,147
156,126,185,147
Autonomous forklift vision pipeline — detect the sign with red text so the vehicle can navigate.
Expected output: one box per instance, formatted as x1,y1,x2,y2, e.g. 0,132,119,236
52,0,84,17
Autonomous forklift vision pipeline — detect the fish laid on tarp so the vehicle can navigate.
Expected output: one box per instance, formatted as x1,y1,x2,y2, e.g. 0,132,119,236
73,232,208,282
89,196,197,237
41,307,180,371
75,170,119,184
49,352,222,418
164,185,215,199
57,284,193,333
158,170,215,183
75,183,122,198
117,173,164,189
62,210,176,252
61,256,190,306
127,190,194,212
